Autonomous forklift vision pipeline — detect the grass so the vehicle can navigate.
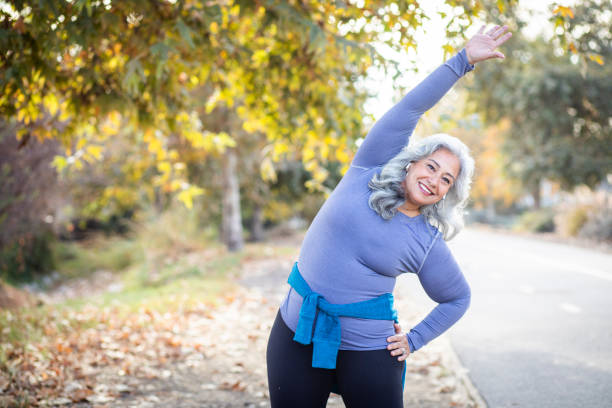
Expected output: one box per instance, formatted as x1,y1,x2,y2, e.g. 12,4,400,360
0,206,238,352
0,203,304,376
51,235,143,279
0,206,305,408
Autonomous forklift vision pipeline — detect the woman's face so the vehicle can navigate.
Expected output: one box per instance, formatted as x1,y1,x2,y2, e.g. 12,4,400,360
402,148,461,208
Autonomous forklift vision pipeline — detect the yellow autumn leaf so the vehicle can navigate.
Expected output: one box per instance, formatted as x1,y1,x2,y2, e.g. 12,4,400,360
210,21,219,34
214,132,236,149
260,157,277,182
553,5,574,19
16,108,26,122
43,93,59,116
335,149,349,163
273,142,289,160
313,167,329,183
252,50,268,67
170,180,183,191
589,54,604,65
177,185,204,209
303,147,316,161
320,144,329,160
51,156,68,171
148,138,163,156
496,0,505,13
86,145,103,160
176,111,190,123
157,161,171,174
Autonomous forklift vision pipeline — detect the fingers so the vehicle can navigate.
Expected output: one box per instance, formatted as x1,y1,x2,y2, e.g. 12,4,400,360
495,31,512,47
386,335,405,345
388,325,410,360
388,342,410,360
477,25,486,35
485,25,499,37
391,348,406,357
485,25,509,40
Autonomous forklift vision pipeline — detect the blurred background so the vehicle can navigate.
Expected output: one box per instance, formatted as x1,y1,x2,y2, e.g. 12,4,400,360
1,0,610,407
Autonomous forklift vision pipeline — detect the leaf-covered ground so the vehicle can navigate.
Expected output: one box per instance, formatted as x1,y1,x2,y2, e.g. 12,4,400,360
1,233,483,407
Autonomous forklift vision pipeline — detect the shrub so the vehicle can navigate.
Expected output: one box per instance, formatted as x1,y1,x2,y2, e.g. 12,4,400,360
556,205,591,237
513,209,555,233
0,230,56,283
579,207,612,243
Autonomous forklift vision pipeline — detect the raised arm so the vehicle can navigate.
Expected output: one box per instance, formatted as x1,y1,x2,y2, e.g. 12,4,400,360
353,25,511,169
352,49,474,168
406,237,471,352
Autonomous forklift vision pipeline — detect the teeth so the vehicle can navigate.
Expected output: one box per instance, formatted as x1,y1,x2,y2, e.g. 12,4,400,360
419,182,433,195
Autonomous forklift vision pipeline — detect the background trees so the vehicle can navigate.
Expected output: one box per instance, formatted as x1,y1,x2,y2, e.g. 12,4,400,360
1,0,608,279
466,0,611,208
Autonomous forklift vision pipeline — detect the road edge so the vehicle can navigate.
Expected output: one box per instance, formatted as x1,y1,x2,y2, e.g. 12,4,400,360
443,338,488,408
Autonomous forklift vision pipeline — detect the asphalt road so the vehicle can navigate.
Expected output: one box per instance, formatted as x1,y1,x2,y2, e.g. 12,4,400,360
399,227,612,408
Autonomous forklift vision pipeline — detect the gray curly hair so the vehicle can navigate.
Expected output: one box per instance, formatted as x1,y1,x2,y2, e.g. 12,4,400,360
368,133,475,240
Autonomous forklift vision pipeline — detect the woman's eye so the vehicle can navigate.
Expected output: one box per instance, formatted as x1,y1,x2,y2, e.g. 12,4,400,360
426,164,435,170
442,177,450,185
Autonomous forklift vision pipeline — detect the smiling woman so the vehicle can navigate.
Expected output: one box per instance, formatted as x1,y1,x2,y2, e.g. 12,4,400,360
267,24,511,408
368,133,474,239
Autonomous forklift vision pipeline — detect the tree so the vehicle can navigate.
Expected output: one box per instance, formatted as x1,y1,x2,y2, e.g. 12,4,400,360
465,0,612,207
1,0,593,251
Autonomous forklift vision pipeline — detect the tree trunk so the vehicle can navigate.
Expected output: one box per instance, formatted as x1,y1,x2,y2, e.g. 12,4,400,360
485,179,496,222
531,179,541,209
221,148,244,251
250,203,265,242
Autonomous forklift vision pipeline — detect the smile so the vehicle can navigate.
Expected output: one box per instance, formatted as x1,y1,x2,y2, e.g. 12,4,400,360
418,182,434,196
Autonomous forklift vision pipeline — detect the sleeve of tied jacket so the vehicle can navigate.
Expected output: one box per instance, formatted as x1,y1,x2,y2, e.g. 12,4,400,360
351,49,474,170
406,234,471,352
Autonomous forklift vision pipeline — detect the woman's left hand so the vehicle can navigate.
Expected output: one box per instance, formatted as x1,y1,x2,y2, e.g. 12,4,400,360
465,25,512,64
387,323,411,362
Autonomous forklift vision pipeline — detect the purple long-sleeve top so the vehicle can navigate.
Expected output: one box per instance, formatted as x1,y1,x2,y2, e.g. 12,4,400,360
280,49,474,352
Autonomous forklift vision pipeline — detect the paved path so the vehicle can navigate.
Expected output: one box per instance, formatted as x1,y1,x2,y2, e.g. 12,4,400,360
401,228,612,407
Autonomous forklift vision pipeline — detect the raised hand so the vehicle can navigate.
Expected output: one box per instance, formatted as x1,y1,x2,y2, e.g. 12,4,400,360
465,25,512,65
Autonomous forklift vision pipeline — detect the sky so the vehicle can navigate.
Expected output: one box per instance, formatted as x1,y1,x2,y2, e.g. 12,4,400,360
362,0,575,121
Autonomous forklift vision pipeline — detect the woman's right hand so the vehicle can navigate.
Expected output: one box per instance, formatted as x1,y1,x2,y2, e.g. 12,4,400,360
387,323,411,362
465,25,512,65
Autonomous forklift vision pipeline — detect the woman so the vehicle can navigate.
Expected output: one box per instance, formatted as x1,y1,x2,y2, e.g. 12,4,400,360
267,25,512,407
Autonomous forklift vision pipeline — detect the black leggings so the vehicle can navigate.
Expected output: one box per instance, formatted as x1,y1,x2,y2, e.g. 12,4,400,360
266,311,405,408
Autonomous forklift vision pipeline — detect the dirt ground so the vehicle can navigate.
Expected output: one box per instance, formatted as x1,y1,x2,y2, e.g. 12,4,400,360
5,233,485,408
106,237,484,408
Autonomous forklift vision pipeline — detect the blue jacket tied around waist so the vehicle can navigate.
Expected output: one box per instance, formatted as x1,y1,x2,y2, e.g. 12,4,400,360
288,262,399,369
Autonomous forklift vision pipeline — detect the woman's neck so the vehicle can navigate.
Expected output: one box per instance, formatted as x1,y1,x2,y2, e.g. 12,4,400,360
397,205,420,217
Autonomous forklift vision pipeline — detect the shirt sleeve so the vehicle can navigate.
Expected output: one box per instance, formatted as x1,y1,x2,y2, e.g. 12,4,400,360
405,235,471,352
352,49,475,169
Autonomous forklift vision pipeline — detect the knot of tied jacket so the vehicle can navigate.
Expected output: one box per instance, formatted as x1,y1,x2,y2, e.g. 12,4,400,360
288,262,399,369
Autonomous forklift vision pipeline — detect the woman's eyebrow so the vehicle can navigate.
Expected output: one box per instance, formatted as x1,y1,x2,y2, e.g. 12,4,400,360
428,159,456,181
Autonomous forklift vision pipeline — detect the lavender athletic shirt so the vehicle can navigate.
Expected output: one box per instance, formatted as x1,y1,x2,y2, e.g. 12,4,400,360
280,49,474,353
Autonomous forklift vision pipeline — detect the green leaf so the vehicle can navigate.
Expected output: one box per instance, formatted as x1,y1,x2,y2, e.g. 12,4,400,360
150,42,171,60
176,19,195,49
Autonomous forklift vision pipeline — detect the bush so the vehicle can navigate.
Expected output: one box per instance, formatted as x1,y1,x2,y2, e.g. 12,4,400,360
51,237,141,279
556,205,591,237
0,230,56,283
513,209,555,233
579,207,612,242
